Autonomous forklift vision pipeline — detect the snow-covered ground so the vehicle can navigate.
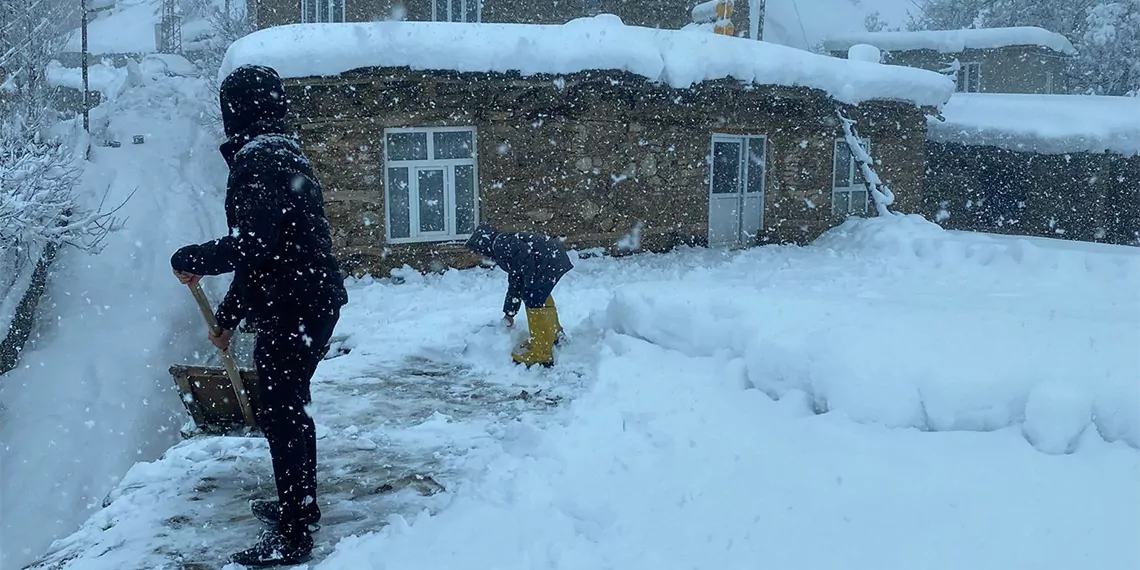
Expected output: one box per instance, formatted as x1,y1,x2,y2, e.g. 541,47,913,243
61,0,226,56
26,215,1140,570
0,65,232,569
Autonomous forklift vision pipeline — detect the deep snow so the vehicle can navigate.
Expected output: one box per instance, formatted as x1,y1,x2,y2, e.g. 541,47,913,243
25,215,1140,570
218,15,956,108
0,65,232,569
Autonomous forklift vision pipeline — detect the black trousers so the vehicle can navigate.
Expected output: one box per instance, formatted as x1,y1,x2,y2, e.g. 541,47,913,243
253,304,340,538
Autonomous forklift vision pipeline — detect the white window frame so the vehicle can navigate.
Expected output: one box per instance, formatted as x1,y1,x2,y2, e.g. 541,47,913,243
957,62,982,93
301,0,346,23
432,0,481,22
383,126,480,244
832,138,871,217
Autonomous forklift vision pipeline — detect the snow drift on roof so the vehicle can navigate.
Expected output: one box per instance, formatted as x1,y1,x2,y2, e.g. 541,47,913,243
218,15,956,108
928,93,1140,156
823,27,1078,56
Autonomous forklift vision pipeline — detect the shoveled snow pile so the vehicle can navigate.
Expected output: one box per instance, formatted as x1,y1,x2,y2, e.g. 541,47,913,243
823,26,1078,55
219,14,956,107
929,93,1140,156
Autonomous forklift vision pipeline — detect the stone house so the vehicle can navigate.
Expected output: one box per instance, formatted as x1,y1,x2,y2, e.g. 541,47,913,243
248,0,755,38
924,94,1140,245
219,17,954,275
823,27,1076,95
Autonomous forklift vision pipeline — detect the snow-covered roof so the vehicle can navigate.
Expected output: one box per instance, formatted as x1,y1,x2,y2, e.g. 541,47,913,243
928,93,1140,156
823,27,1078,56
218,15,956,108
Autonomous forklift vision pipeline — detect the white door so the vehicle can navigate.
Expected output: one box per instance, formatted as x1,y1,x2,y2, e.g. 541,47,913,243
708,135,766,248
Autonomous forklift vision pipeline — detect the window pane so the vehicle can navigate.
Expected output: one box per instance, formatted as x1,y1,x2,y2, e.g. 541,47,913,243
386,132,428,161
464,0,479,22
746,137,764,193
434,0,448,20
851,189,868,214
388,167,411,239
317,0,328,22
834,141,851,187
455,165,476,235
832,191,849,216
433,130,474,159
303,0,317,23
711,141,741,194
332,0,344,22
417,169,446,233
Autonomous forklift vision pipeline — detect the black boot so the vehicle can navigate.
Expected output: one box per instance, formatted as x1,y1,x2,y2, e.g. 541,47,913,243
251,499,321,531
251,499,280,524
230,528,313,567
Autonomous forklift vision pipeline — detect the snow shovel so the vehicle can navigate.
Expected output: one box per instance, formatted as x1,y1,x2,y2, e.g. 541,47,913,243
168,281,260,435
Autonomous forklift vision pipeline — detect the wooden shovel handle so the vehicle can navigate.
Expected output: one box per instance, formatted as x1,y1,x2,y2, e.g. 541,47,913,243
189,281,258,428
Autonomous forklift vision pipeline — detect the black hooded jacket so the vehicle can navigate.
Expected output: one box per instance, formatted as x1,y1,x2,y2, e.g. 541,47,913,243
171,65,347,331
465,224,573,316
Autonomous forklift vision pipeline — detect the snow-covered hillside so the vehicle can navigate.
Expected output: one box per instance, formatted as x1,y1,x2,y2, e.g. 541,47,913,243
763,0,920,52
27,216,1140,570
0,61,231,570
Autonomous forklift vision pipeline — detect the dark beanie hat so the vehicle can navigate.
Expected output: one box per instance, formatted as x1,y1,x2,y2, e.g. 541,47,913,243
219,64,288,138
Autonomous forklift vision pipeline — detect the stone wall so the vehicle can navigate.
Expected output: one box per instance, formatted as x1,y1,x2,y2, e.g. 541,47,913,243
284,68,929,276
925,142,1140,245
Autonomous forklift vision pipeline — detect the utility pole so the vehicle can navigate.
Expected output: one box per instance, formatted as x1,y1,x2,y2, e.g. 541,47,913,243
81,0,89,134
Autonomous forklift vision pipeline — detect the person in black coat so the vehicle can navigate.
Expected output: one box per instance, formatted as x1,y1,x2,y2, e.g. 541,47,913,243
465,224,573,367
170,64,347,567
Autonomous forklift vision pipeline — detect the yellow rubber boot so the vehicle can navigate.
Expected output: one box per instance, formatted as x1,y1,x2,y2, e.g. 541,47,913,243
512,306,559,368
545,296,565,345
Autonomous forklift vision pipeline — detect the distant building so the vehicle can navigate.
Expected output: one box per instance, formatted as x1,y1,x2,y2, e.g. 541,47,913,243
823,27,1076,95
248,0,756,38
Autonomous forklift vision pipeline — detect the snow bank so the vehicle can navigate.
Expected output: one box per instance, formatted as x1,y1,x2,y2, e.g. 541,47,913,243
605,215,1140,451
929,93,1140,156
824,26,1078,55
218,15,956,108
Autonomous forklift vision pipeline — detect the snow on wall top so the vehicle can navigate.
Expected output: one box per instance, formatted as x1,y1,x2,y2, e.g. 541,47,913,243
823,27,1078,56
929,93,1140,156
218,15,956,108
